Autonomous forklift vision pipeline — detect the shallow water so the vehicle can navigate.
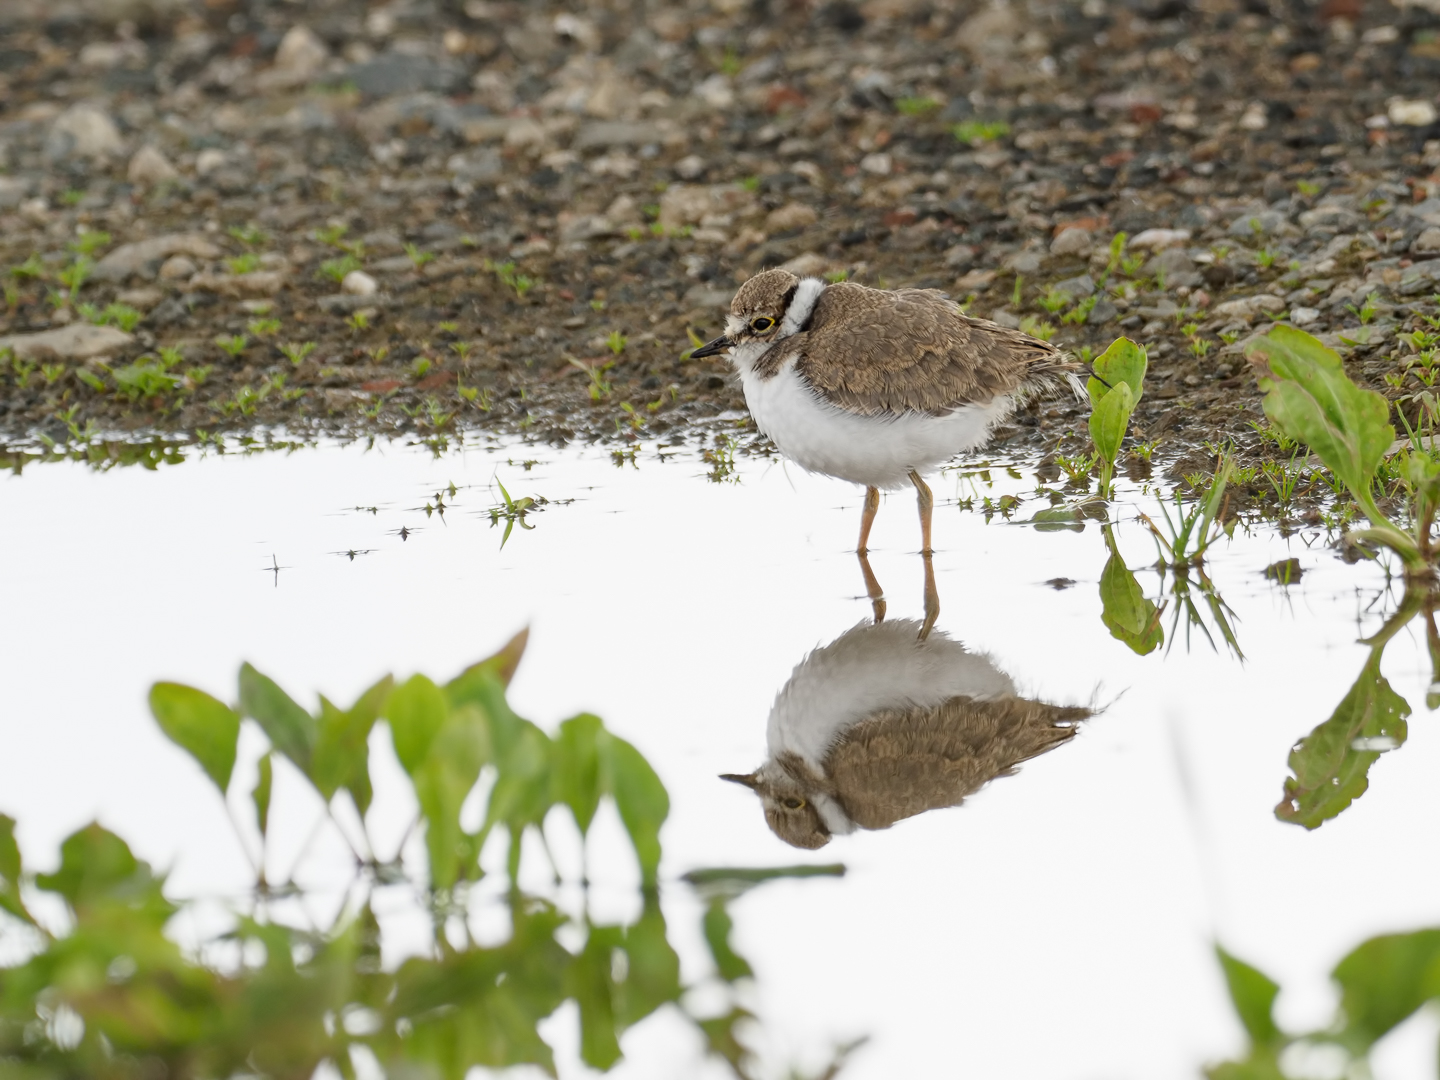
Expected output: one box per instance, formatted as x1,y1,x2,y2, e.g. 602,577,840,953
4,437,1440,1079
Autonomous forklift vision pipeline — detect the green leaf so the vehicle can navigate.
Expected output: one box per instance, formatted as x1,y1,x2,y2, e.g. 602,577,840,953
33,823,174,923
702,897,753,982
413,704,491,891
567,923,624,1069
384,674,448,775
554,714,603,835
0,814,34,925
1246,325,1394,498
1029,506,1085,532
253,752,273,838
1275,651,1408,830
1332,929,1440,1047
450,628,529,690
1215,945,1282,1047
312,675,392,813
617,893,682,1026
1099,527,1163,655
602,736,669,887
239,663,316,773
1087,336,1147,408
1088,380,1135,464
149,682,241,793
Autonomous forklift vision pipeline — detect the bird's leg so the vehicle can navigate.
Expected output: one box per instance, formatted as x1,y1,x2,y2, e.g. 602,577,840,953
909,470,934,555
857,485,880,555
858,550,886,624
919,552,940,641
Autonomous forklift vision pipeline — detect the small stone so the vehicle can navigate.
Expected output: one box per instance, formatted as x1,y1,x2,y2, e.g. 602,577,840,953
159,255,198,280
1238,102,1268,131
1412,228,1440,256
1228,210,1287,238
675,155,705,180
0,176,30,209
766,203,819,233
1289,306,1321,325
49,104,124,160
1129,228,1191,251
954,269,996,291
257,24,329,89
859,153,892,175
779,252,829,277
1213,294,1287,319
116,287,164,309
189,271,285,297
1053,274,1096,299
342,270,379,296
574,121,659,150
195,148,227,177
1003,249,1044,274
0,322,133,361
92,233,223,283
127,145,179,186
1089,299,1119,324
988,309,1022,329
1050,227,1092,256
1389,99,1438,127
944,244,977,270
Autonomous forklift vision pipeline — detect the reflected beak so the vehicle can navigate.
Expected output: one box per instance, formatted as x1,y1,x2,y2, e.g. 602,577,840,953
689,335,733,359
719,772,761,789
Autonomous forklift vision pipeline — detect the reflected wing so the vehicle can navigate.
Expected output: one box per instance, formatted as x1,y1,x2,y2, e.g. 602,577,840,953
826,696,1088,830
789,283,1073,416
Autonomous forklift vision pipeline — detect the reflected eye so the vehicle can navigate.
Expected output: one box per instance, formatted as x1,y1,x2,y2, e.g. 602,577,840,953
750,316,775,333
782,797,805,810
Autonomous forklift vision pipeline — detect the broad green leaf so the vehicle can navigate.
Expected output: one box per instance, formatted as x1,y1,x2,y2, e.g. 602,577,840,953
702,897,752,982
618,894,681,1026
1088,380,1135,463
384,674,448,775
149,682,241,793
1205,1056,1287,1080
567,924,623,1069
1215,945,1281,1046
450,628,529,690
1029,506,1085,532
554,714,603,835
1099,528,1163,655
0,814,34,925
1332,929,1440,1046
1275,651,1408,830
239,663,316,773
603,736,669,887
1246,325,1393,497
413,704,490,891
33,823,174,924
1086,336,1147,408
312,675,392,813
253,752,273,838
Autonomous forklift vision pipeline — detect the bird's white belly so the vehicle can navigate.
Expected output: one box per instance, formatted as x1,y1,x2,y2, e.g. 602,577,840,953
739,359,1011,489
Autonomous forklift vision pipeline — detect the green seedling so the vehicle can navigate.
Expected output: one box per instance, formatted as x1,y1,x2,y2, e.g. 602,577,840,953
215,334,248,358
186,365,213,387
568,356,613,400
825,269,850,283
1190,338,1212,359
367,345,390,364
483,259,536,299
1012,274,1024,308
313,223,349,248
1061,295,1097,325
490,475,537,547
896,96,941,116
11,254,44,280
57,257,93,295
607,330,628,355
280,342,316,366
247,318,281,337
227,253,260,275
704,433,740,483
76,368,106,392
1219,330,1241,346
589,298,606,311
1347,293,1379,325
227,224,266,247
112,359,181,400
1296,179,1320,197
1055,452,1096,485
60,189,83,205
404,242,435,269
4,283,19,309
437,321,459,334
450,341,474,363
68,231,111,257
1037,289,1070,314
458,380,492,411
741,175,761,192
1101,232,1129,281
318,255,362,283
1255,249,1278,270
1087,337,1148,500
952,120,1010,144
40,362,64,386
412,356,432,380
1248,325,1438,576
347,311,370,333
1018,316,1056,342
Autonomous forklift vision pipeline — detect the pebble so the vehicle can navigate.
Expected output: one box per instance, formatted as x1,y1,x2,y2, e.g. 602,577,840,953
1050,227,1092,256
159,256,198,280
1389,100,1438,127
92,234,223,283
195,149,228,177
126,145,179,186
859,153,892,176
341,270,379,296
48,104,123,160
766,203,819,233
257,25,330,90
116,287,164,309
189,271,286,297
1289,306,1321,326
1213,294,1287,319
1411,228,1440,255
1227,210,1287,238
1128,229,1191,251
0,177,29,209
0,323,132,361
1053,274,1096,299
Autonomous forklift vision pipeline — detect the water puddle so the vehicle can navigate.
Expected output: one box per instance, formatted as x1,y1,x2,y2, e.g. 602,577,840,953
4,438,1440,1078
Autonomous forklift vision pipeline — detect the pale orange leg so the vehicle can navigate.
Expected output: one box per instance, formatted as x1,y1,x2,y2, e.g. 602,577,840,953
858,550,886,624
919,552,940,641
857,485,880,555
909,470,934,555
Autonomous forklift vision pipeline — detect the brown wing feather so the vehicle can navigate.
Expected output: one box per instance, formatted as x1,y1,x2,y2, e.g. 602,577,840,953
785,282,1075,417
824,696,1088,830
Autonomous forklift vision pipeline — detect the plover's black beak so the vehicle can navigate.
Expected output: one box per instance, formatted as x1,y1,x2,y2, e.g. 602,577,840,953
689,335,733,359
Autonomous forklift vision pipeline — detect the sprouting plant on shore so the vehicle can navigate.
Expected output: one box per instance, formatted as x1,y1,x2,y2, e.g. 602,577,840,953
607,330,628,355
569,356,613,401
489,475,538,547
318,255,362,283
68,230,111,257
226,252,260,275
1018,315,1056,342
404,242,434,269
1087,337,1147,500
951,120,1010,144
483,259,536,299
215,334,248,359
280,341,316,366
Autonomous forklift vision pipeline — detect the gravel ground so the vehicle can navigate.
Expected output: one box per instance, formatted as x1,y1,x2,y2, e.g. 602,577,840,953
4,0,1440,470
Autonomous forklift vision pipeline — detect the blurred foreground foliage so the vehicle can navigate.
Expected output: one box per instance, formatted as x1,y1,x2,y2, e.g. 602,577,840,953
0,631,851,1080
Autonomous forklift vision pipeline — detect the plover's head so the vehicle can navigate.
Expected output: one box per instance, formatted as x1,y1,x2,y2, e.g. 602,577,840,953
720,755,835,850
689,269,824,362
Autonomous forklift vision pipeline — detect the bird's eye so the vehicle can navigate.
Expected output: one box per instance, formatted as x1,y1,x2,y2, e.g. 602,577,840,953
750,316,775,332
782,797,805,810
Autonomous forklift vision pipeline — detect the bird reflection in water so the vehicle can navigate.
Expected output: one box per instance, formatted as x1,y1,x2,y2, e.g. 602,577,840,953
722,599,1091,849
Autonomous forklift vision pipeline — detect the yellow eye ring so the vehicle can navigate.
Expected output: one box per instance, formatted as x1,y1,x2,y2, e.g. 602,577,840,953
782,797,805,809
751,316,775,332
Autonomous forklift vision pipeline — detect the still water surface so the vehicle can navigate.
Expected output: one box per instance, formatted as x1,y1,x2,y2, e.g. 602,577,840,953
4,437,1440,1078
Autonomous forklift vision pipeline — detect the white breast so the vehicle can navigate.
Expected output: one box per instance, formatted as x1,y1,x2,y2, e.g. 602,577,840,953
736,353,1012,490
766,619,1016,771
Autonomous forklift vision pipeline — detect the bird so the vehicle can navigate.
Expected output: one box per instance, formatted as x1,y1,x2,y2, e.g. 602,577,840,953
720,618,1090,849
690,269,1082,554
